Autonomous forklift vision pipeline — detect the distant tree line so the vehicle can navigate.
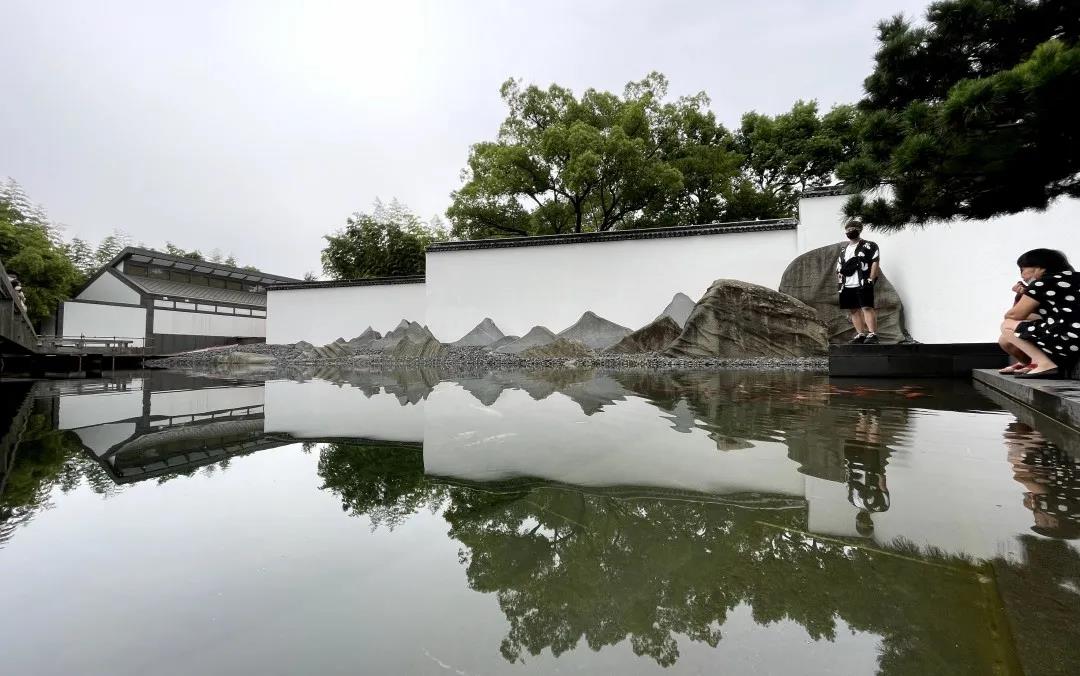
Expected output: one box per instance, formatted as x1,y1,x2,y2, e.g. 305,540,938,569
322,0,1079,278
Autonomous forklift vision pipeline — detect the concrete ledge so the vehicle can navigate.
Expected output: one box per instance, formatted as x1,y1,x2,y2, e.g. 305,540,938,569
829,343,1007,378
972,369,1080,432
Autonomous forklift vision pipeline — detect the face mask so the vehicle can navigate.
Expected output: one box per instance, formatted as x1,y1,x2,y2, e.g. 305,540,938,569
845,230,861,240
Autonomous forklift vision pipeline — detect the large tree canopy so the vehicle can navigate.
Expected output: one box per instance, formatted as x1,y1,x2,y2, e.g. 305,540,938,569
735,101,859,217
839,0,1080,227
448,74,744,238
448,74,860,238
321,199,447,279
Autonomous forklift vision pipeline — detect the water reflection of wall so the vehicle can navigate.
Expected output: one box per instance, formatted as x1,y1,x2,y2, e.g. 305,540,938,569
263,377,426,443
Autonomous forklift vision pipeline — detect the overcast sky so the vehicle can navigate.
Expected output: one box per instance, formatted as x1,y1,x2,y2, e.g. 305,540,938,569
1,0,932,278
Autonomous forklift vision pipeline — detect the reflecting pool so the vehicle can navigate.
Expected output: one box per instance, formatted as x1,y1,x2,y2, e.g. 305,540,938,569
1,368,1077,675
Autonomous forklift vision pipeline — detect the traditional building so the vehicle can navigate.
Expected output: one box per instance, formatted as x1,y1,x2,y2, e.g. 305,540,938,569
61,247,298,354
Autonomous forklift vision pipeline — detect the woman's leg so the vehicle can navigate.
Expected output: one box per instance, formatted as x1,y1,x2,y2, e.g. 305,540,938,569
1000,321,1058,373
998,335,1030,363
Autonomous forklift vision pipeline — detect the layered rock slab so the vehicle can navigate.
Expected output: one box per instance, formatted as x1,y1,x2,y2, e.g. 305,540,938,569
495,326,558,354
606,316,682,354
557,311,631,351
452,318,506,347
779,243,912,344
656,292,696,329
664,279,828,358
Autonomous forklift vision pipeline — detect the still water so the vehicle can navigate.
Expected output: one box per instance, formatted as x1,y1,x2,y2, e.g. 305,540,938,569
1,367,1077,675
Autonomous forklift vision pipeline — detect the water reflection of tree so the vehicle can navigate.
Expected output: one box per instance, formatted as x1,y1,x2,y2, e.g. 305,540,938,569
317,442,446,529
0,411,119,545
315,442,1001,674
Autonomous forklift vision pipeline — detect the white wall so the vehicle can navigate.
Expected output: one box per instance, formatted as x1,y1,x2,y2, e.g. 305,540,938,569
425,228,797,341
153,309,265,338
62,302,146,346
266,283,427,345
78,270,141,304
799,193,1080,343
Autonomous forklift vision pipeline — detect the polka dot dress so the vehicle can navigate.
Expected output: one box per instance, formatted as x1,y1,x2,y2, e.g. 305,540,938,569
1016,270,1080,362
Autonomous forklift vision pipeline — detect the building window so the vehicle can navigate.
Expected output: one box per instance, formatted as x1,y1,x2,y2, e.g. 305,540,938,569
189,275,208,286
125,263,148,277
149,267,167,278
169,271,190,283
209,277,226,288
226,280,242,290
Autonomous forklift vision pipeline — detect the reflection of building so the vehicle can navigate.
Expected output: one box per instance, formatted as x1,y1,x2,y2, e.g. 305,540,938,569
51,372,279,483
60,247,297,353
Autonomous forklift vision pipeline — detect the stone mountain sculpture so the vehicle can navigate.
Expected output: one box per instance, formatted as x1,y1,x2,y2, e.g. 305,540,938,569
664,279,828,358
779,243,912,344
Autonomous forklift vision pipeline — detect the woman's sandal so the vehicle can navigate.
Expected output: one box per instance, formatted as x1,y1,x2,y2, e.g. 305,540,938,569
1015,368,1061,380
999,363,1034,375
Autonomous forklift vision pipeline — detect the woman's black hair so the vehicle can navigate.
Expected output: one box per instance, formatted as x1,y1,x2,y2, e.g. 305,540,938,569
1016,248,1074,273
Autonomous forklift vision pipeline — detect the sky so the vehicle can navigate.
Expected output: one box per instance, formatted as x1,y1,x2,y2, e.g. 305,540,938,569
1,0,933,279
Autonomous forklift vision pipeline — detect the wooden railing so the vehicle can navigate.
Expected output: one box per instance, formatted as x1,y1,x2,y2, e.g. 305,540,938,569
36,335,154,355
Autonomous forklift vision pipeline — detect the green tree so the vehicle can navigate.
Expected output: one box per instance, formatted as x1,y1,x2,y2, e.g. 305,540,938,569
164,242,204,260
321,199,447,279
92,229,134,268
0,190,81,325
448,73,752,238
839,0,1080,227
735,101,859,216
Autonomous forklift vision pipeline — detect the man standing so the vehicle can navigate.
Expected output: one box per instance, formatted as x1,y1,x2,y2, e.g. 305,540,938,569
836,219,881,344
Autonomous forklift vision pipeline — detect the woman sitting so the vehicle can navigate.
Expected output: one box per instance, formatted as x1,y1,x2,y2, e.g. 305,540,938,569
998,280,1042,374
999,249,1079,379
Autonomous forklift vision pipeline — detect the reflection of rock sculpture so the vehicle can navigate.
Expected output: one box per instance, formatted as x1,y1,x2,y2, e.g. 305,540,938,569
557,311,631,351
452,318,506,347
779,244,912,344
606,316,681,354
664,280,828,358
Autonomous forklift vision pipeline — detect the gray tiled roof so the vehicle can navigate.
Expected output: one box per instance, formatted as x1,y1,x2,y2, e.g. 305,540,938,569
126,276,267,307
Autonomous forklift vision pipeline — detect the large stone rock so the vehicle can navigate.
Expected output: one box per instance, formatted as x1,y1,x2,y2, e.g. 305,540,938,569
369,320,432,351
664,279,828,358
347,327,382,349
522,338,594,359
486,335,519,351
557,311,631,351
606,316,682,354
452,318,506,347
656,292,695,328
391,334,447,359
495,326,557,354
779,243,912,344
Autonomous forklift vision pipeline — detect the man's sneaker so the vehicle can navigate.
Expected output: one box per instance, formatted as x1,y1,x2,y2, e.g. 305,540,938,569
849,334,867,344
863,333,880,345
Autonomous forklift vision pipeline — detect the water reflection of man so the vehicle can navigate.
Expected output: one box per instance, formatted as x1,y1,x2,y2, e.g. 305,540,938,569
1004,422,1080,540
844,408,891,537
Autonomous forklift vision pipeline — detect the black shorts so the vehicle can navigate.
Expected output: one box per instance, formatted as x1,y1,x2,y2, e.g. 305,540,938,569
839,286,875,309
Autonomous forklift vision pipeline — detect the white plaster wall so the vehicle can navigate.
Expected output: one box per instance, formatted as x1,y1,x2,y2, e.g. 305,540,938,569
266,283,427,345
61,302,146,346
425,229,798,341
153,310,265,337
799,193,1080,343
77,270,141,304
263,379,425,442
